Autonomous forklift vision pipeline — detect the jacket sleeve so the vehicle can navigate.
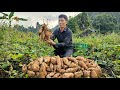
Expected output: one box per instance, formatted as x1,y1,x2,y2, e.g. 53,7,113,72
50,30,56,41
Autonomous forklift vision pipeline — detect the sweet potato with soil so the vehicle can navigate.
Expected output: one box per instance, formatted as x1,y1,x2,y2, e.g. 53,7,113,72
78,61,88,70
58,75,63,78
40,62,47,72
28,65,32,71
31,63,40,72
62,73,74,78
48,72,56,77
44,56,51,63
56,57,62,67
90,70,98,78
74,71,83,78
22,64,27,73
76,56,85,61
63,65,68,70
83,70,90,78
59,69,66,73
63,58,70,66
69,62,78,68
39,71,47,78
51,57,57,64
46,75,52,78
46,66,51,71
53,65,57,72
53,73,60,78
88,62,97,68
56,65,61,72
67,57,76,62
37,57,43,65
50,63,54,71
27,70,35,77
36,72,40,77
34,60,39,65
66,67,78,73
27,61,35,67
60,58,64,68
89,66,101,76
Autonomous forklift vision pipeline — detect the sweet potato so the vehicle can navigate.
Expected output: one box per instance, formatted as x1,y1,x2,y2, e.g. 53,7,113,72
56,65,61,72
62,73,74,78
69,62,78,68
56,56,62,67
47,72,56,77
63,58,70,66
66,67,78,73
50,63,54,71
67,57,76,62
27,70,35,77
46,75,52,78
76,56,85,61
39,71,47,78
53,65,57,72
53,73,60,78
46,66,51,71
78,61,88,70
60,58,64,68
74,71,83,78
90,70,98,78
28,65,32,71
59,69,66,73
44,56,51,63
31,63,40,72
22,64,27,73
63,65,68,70
34,60,40,65
50,57,57,64
83,70,90,78
37,57,43,65
36,72,40,77
27,61,35,67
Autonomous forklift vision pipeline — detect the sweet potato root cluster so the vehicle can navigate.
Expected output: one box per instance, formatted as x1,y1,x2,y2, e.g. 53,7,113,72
22,56,102,78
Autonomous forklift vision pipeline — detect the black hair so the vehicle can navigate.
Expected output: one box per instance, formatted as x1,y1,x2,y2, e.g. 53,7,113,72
58,14,68,21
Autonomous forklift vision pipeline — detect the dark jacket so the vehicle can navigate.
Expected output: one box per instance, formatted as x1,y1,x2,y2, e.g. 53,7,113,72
51,27,73,49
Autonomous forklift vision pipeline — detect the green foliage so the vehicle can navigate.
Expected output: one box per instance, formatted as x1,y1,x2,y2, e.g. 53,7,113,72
67,16,79,33
92,13,118,34
0,27,54,78
76,12,91,30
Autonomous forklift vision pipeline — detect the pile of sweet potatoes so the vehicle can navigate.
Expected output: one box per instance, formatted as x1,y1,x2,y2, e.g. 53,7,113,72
22,56,102,78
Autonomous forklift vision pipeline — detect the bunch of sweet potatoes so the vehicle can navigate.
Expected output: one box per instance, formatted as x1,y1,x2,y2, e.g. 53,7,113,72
22,56,102,78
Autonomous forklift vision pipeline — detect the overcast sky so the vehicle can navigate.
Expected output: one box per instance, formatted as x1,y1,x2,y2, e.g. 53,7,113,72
0,12,81,29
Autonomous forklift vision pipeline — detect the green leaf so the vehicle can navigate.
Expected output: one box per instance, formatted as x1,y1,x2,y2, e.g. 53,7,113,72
18,18,28,21
1,62,10,69
9,12,14,19
0,16,7,19
1,12,8,16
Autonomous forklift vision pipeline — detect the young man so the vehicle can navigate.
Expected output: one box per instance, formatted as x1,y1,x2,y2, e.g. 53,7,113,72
47,14,73,58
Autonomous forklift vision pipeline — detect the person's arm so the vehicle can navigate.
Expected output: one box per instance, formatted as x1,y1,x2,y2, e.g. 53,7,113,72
50,30,56,41
55,30,72,48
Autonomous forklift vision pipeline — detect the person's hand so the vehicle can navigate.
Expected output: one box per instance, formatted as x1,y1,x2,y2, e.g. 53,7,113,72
46,39,56,45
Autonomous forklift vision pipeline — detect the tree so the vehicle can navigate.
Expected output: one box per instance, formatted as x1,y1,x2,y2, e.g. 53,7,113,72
36,22,41,31
76,12,91,30
67,16,79,33
92,13,117,34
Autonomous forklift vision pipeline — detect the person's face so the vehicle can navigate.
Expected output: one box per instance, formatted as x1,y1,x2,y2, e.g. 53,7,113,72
58,18,67,28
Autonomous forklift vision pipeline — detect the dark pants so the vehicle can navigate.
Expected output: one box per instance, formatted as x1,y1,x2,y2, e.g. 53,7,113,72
53,46,73,58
